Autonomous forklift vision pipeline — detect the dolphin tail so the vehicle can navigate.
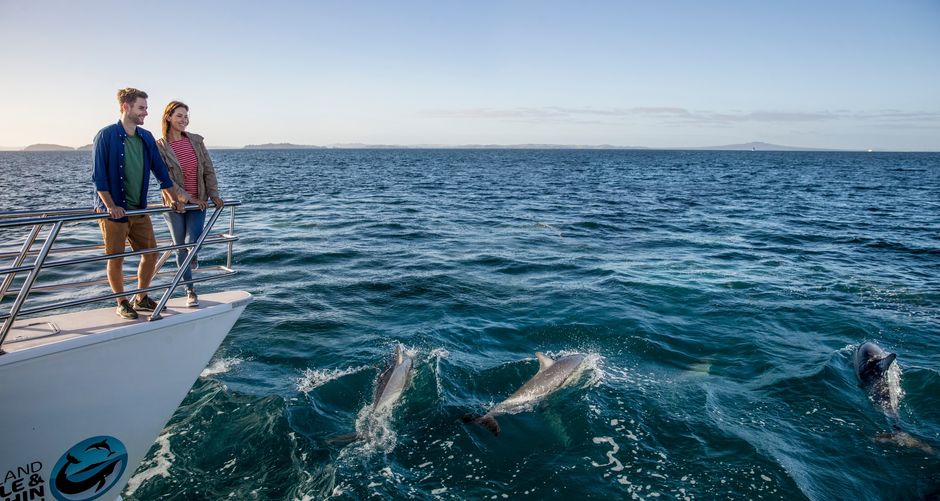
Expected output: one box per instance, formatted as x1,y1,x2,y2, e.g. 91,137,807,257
326,432,360,445
875,430,935,455
462,413,500,436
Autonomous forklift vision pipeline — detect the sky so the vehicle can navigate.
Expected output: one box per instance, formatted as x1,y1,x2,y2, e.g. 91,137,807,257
1,0,938,150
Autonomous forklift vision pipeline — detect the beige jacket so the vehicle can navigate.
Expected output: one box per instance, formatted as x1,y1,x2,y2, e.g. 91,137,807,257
156,132,220,201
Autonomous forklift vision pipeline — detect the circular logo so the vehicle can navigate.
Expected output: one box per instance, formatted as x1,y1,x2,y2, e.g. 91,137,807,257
49,436,128,501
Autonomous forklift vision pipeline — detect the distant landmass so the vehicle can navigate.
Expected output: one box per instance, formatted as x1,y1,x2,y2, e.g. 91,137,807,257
240,141,843,151
0,141,869,152
23,143,76,151
244,143,649,150
243,143,325,150
687,141,837,151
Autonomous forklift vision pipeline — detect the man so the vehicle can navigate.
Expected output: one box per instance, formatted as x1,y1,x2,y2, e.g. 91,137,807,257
93,87,184,319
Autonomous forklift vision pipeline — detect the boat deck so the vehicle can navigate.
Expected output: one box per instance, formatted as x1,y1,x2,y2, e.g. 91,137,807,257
1,291,251,354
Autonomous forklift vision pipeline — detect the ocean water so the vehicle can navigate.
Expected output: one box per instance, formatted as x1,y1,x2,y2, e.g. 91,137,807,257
1,149,938,500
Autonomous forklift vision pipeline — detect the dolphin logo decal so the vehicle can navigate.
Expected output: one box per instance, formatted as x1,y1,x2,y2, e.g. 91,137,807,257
49,435,129,501
54,453,124,495
84,439,115,456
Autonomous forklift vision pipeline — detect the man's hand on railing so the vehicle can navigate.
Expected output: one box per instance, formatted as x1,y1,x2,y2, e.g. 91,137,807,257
99,205,125,219
211,196,224,208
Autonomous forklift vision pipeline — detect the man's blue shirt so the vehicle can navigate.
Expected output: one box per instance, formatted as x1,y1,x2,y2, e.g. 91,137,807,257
92,121,174,222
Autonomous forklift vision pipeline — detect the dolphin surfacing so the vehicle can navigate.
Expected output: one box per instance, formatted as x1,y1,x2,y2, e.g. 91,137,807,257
463,352,587,437
854,342,934,454
327,344,414,444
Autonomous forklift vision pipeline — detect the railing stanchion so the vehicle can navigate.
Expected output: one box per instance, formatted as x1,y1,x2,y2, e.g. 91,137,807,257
0,223,43,302
227,205,235,270
0,221,63,347
150,205,227,321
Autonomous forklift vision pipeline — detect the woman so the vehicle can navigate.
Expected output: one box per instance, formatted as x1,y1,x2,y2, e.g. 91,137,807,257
156,101,223,307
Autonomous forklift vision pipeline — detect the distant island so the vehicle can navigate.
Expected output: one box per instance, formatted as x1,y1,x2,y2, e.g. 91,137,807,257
243,143,325,150
687,141,836,151
240,141,843,151
23,143,76,152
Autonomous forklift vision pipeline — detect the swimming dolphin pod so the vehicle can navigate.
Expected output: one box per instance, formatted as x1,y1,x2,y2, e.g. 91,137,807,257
854,342,934,455
463,352,587,437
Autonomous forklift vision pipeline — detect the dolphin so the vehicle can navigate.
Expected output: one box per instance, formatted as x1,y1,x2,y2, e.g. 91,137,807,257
327,344,414,444
854,342,934,454
85,439,115,456
854,342,897,398
463,352,587,437
55,453,123,495
372,344,414,413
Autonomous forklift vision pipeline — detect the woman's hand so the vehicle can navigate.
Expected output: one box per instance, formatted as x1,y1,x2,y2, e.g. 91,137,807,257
194,198,209,210
210,195,224,208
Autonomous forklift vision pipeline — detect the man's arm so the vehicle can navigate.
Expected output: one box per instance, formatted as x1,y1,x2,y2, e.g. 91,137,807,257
97,191,125,219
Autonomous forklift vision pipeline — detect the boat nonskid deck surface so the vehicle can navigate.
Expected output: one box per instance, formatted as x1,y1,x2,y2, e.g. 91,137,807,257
0,290,251,356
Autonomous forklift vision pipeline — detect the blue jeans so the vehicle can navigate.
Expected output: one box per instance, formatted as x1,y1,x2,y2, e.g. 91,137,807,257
163,209,206,290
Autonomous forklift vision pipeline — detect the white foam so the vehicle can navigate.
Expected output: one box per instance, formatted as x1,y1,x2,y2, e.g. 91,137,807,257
591,436,624,472
884,362,904,412
201,356,244,377
296,365,369,393
124,431,175,496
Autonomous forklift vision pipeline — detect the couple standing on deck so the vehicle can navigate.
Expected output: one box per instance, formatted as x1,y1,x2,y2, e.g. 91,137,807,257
92,87,224,319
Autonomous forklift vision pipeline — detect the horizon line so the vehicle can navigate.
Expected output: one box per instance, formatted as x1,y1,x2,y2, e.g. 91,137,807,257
2,141,939,153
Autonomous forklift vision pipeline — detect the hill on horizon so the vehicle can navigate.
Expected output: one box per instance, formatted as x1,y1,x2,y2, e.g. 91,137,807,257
23,143,76,151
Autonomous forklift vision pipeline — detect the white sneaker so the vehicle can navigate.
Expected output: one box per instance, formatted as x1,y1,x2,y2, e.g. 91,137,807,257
186,289,199,307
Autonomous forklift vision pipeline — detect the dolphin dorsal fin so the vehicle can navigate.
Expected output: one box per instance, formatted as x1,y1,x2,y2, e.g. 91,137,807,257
536,352,554,371
395,345,404,364
876,353,897,372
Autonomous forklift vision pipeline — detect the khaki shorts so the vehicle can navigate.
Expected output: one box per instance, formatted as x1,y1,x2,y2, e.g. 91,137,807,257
99,215,157,255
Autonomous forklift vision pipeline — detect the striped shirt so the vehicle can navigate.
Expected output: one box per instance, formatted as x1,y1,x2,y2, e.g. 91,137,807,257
170,138,199,196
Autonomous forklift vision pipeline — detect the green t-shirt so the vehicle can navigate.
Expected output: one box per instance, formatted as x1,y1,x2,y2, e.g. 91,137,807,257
123,135,144,209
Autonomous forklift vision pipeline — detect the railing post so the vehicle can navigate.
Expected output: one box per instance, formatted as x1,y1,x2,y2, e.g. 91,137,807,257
226,205,235,270
150,205,226,321
0,221,63,348
0,223,43,302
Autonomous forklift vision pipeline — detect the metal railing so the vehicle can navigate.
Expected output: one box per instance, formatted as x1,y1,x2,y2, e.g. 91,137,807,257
0,201,241,353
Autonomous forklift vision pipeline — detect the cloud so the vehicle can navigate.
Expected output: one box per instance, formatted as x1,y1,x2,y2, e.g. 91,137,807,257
421,106,940,128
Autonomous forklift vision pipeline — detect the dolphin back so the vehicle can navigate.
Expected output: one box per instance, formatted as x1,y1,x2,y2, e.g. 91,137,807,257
374,345,414,410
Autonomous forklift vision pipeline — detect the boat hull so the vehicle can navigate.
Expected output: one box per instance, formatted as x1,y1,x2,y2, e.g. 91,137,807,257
0,291,251,501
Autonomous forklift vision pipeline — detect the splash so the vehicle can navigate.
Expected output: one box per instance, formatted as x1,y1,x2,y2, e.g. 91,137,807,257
542,350,605,388
296,365,370,393
428,347,450,399
877,361,905,415
201,356,244,377
124,431,175,496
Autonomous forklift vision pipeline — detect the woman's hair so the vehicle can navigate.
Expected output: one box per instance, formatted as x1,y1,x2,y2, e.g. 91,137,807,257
162,100,189,139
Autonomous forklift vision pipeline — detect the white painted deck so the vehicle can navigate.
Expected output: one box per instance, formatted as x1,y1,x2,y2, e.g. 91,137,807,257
1,290,252,355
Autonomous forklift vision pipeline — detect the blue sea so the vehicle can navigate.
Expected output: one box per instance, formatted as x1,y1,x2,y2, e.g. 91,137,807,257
1,149,938,500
